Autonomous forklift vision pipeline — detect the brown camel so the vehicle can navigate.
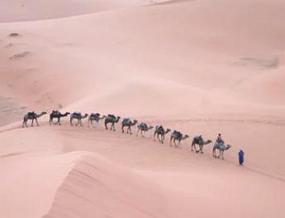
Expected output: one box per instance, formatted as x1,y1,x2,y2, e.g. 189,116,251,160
70,112,88,127
154,125,171,144
136,122,153,137
22,111,47,128
49,111,70,125
191,136,212,153
88,113,105,127
121,118,138,134
104,114,121,131
170,130,189,148
212,142,231,159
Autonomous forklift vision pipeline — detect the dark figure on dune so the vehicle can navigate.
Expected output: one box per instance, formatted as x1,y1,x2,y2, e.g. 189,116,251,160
137,122,153,137
238,149,245,165
191,135,212,153
121,118,138,134
70,112,88,127
170,130,189,147
49,110,70,125
88,113,105,127
22,111,47,128
154,125,171,144
104,114,120,131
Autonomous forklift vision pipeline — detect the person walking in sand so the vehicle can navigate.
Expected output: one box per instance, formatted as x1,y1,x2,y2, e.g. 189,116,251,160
238,149,245,166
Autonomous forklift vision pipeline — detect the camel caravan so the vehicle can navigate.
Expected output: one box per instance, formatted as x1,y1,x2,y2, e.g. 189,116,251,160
22,110,232,159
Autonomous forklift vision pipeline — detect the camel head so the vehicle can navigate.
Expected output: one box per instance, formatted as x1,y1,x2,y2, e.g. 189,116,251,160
206,139,212,144
116,116,121,122
37,112,47,117
165,128,171,134
63,112,70,116
101,115,106,119
132,120,138,125
148,126,154,130
225,144,231,150
83,113,89,118
182,134,189,140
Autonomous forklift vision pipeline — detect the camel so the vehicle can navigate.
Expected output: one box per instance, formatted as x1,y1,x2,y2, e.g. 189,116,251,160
49,111,70,125
154,125,171,144
88,113,105,127
212,142,231,159
191,136,212,153
70,112,88,126
22,111,47,128
121,118,138,134
136,122,153,137
170,130,189,147
104,114,121,131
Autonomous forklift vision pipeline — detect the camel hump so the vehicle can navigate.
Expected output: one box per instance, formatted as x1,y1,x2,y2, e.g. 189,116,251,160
157,125,163,130
73,112,81,116
175,131,182,137
108,114,116,119
27,112,35,116
140,123,147,128
194,135,202,140
52,110,60,115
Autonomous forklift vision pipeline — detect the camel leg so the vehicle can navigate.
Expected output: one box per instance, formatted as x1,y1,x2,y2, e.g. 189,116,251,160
58,117,61,125
70,118,73,126
199,145,204,154
129,127,132,135
35,118,39,126
191,143,194,152
22,121,25,128
212,148,216,158
195,144,200,153
160,134,164,144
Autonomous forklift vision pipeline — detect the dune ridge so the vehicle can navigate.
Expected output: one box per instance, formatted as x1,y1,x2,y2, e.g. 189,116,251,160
44,152,168,218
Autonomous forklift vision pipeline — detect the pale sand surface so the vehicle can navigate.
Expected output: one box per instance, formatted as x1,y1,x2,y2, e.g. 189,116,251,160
0,0,285,218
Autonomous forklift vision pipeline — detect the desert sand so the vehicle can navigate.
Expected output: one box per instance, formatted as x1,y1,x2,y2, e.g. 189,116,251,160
0,0,285,218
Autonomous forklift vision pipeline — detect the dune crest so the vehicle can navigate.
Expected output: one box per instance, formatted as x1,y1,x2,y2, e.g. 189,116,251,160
44,152,169,218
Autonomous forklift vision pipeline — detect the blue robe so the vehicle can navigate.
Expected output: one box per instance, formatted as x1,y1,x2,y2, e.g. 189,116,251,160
239,150,244,165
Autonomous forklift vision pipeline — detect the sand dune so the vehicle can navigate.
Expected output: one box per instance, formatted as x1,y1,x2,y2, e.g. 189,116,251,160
44,153,168,218
1,0,285,218
0,0,146,22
